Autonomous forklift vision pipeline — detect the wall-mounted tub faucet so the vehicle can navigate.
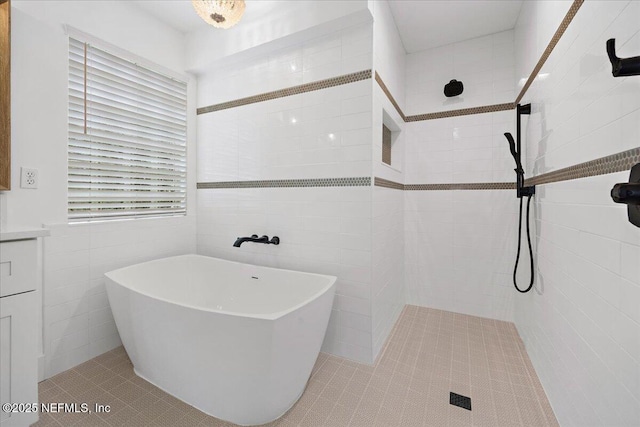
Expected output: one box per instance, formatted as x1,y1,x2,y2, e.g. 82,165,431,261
233,234,280,247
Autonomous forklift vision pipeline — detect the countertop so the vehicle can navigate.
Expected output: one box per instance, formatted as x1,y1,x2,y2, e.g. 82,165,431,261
0,227,50,242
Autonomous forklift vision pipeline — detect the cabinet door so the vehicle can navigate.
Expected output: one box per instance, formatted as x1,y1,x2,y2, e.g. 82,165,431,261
0,291,38,426
0,240,38,298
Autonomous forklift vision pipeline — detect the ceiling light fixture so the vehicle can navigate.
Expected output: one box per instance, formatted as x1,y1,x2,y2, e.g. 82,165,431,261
192,0,246,29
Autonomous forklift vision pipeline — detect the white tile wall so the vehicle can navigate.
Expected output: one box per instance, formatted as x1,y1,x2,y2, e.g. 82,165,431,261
515,1,640,426
196,80,373,182
197,187,374,363
196,23,372,108
404,109,516,185
42,216,196,378
373,25,522,327
401,30,519,322
196,23,376,363
518,174,640,426
521,0,639,177
370,0,406,361
405,30,515,115
372,185,404,358
514,0,572,92
404,189,518,322
372,0,406,112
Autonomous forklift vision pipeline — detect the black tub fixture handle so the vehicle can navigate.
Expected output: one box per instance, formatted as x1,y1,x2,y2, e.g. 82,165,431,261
611,163,640,227
606,38,640,77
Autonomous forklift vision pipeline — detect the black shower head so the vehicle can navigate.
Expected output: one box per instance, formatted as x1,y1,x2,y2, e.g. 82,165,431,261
444,79,463,97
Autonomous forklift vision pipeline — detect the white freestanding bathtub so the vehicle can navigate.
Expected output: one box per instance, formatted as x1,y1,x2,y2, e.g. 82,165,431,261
105,254,336,426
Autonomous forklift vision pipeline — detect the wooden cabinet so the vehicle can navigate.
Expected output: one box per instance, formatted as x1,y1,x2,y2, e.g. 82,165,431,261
0,238,39,427
0,0,9,191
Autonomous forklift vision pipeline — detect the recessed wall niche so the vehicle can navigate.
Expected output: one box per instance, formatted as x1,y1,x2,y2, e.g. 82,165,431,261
381,109,402,171
382,124,392,165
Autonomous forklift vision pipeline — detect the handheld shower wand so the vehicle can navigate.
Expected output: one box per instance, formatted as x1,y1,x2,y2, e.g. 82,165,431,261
505,104,535,293
504,132,518,163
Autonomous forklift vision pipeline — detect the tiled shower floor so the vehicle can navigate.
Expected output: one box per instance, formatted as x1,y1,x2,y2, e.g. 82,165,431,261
34,306,558,426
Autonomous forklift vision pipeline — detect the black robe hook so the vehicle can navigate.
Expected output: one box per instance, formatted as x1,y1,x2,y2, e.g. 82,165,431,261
607,38,640,77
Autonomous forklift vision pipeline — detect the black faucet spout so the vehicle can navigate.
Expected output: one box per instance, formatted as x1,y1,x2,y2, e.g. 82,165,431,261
233,234,280,247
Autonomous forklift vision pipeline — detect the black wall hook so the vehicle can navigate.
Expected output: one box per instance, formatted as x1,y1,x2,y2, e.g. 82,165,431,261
607,38,640,77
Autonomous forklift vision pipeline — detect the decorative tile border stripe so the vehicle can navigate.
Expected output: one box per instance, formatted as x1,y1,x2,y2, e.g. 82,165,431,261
197,177,371,189
404,103,515,122
405,182,516,191
373,0,584,122
374,177,404,190
374,145,639,192
375,72,406,121
525,147,640,187
374,72,515,122
373,178,516,191
515,0,584,104
197,0,582,120
197,70,372,115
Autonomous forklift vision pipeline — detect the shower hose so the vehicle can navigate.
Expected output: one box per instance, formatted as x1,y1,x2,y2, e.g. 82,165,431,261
514,194,534,293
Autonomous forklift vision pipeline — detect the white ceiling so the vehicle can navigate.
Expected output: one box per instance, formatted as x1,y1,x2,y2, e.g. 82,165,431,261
388,0,524,53
132,1,524,53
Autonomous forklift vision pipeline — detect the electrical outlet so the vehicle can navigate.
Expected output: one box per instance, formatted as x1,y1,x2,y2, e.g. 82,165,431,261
20,167,38,189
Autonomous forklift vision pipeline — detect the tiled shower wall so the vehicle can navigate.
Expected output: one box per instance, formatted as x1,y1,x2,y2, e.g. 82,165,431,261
515,1,640,425
195,23,378,363
402,33,519,322
370,0,406,359
405,30,516,115
42,217,196,378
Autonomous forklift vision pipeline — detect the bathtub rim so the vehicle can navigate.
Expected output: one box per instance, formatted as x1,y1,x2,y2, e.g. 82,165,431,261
105,254,337,321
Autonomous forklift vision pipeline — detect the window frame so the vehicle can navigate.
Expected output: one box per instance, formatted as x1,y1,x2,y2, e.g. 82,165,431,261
66,28,189,223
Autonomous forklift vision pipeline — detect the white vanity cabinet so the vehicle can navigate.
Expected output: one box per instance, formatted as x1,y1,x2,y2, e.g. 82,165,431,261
0,229,48,427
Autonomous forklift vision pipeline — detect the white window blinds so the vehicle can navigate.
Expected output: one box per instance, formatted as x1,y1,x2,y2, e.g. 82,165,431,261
68,38,187,221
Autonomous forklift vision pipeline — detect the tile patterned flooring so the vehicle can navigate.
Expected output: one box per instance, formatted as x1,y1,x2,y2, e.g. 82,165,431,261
34,305,558,426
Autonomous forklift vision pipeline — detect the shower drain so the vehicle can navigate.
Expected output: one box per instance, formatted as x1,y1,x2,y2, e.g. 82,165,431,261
450,392,472,411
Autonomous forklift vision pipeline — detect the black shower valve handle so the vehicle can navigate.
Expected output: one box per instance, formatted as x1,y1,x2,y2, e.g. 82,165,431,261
610,163,640,227
611,183,640,205
607,38,640,77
